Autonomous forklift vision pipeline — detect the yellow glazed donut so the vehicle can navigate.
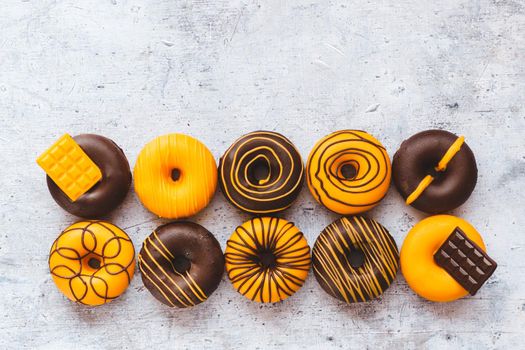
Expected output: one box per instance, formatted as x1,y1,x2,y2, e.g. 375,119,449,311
134,134,217,219
49,221,135,306
401,215,486,302
225,217,311,303
306,130,391,214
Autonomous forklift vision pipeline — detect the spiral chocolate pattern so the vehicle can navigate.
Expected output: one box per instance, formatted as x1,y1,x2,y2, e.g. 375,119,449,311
138,222,224,308
225,217,311,303
49,221,135,306
307,130,391,215
219,131,305,214
312,216,399,303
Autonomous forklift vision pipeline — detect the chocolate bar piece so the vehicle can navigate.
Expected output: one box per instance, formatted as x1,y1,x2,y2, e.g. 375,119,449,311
434,227,497,295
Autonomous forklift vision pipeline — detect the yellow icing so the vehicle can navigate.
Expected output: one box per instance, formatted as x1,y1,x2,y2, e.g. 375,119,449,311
306,130,391,214
224,217,311,303
133,134,217,219
49,221,135,306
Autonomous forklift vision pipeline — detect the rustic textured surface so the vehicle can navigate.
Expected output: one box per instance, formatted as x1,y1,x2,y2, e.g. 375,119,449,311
1,0,524,349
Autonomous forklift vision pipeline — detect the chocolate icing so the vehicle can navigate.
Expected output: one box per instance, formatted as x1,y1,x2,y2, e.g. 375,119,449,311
47,134,131,218
392,130,477,213
138,222,224,308
219,131,304,214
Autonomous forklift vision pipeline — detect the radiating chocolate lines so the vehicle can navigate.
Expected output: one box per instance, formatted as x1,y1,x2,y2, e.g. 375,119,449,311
312,216,399,303
306,130,391,214
225,217,311,303
219,131,305,214
48,221,135,305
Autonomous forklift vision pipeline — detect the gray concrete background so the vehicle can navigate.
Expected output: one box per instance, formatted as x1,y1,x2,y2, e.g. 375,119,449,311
1,0,524,349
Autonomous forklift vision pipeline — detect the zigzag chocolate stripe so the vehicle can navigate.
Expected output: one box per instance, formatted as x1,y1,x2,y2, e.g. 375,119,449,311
138,230,208,308
312,216,399,303
48,221,135,305
307,130,391,210
219,131,305,214
225,217,311,303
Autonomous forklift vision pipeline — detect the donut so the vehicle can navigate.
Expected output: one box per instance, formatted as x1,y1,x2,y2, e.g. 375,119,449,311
138,222,224,308
312,216,399,303
401,215,497,302
45,134,131,218
224,217,311,303
134,134,217,219
218,131,304,214
49,221,135,306
392,130,477,213
306,130,391,215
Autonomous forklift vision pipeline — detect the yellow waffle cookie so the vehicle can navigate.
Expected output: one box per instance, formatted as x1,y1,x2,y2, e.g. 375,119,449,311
37,134,102,201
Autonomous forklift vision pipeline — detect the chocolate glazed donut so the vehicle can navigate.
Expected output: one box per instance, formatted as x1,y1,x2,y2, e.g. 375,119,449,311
392,130,477,213
219,131,305,214
138,222,224,308
46,134,131,218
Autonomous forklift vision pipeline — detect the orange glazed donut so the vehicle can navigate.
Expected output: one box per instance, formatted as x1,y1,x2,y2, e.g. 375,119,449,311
401,215,488,302
49,221,135,306
306,130,391,215
134,134,217,219
225,217,311,303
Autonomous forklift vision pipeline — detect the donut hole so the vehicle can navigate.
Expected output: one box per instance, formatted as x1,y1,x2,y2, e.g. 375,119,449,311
340,163,357,180
171,168,181,182
257,250,277,269
248,157,271,186
172,255,191,274
87,256,102,269
346,248,365,269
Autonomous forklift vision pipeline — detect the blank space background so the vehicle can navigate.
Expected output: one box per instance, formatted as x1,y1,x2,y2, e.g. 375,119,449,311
0,0,524,349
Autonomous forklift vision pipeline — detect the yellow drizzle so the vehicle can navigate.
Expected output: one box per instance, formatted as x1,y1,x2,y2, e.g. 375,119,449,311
405,136,465,205
138,230,207,308
405,175,434,205
312,216,399,303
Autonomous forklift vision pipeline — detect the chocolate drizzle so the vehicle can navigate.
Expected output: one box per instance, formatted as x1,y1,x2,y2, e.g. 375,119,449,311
48,221,135,305
306,130,391,214
225,217,311,303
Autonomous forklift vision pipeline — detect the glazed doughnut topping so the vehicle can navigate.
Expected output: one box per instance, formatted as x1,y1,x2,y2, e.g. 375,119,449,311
49,221,135,306
225,217,311,303
312,216,400,303
307,130,391,215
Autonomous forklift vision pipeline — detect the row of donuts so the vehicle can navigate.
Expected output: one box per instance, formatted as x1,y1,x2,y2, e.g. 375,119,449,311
37,129,476,220
38,129,497,307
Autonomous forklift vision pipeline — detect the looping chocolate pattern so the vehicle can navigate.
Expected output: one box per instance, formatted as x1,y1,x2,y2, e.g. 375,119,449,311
219,131,305,214
307,130,391,209
48,221,135,305
225,217,311,303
